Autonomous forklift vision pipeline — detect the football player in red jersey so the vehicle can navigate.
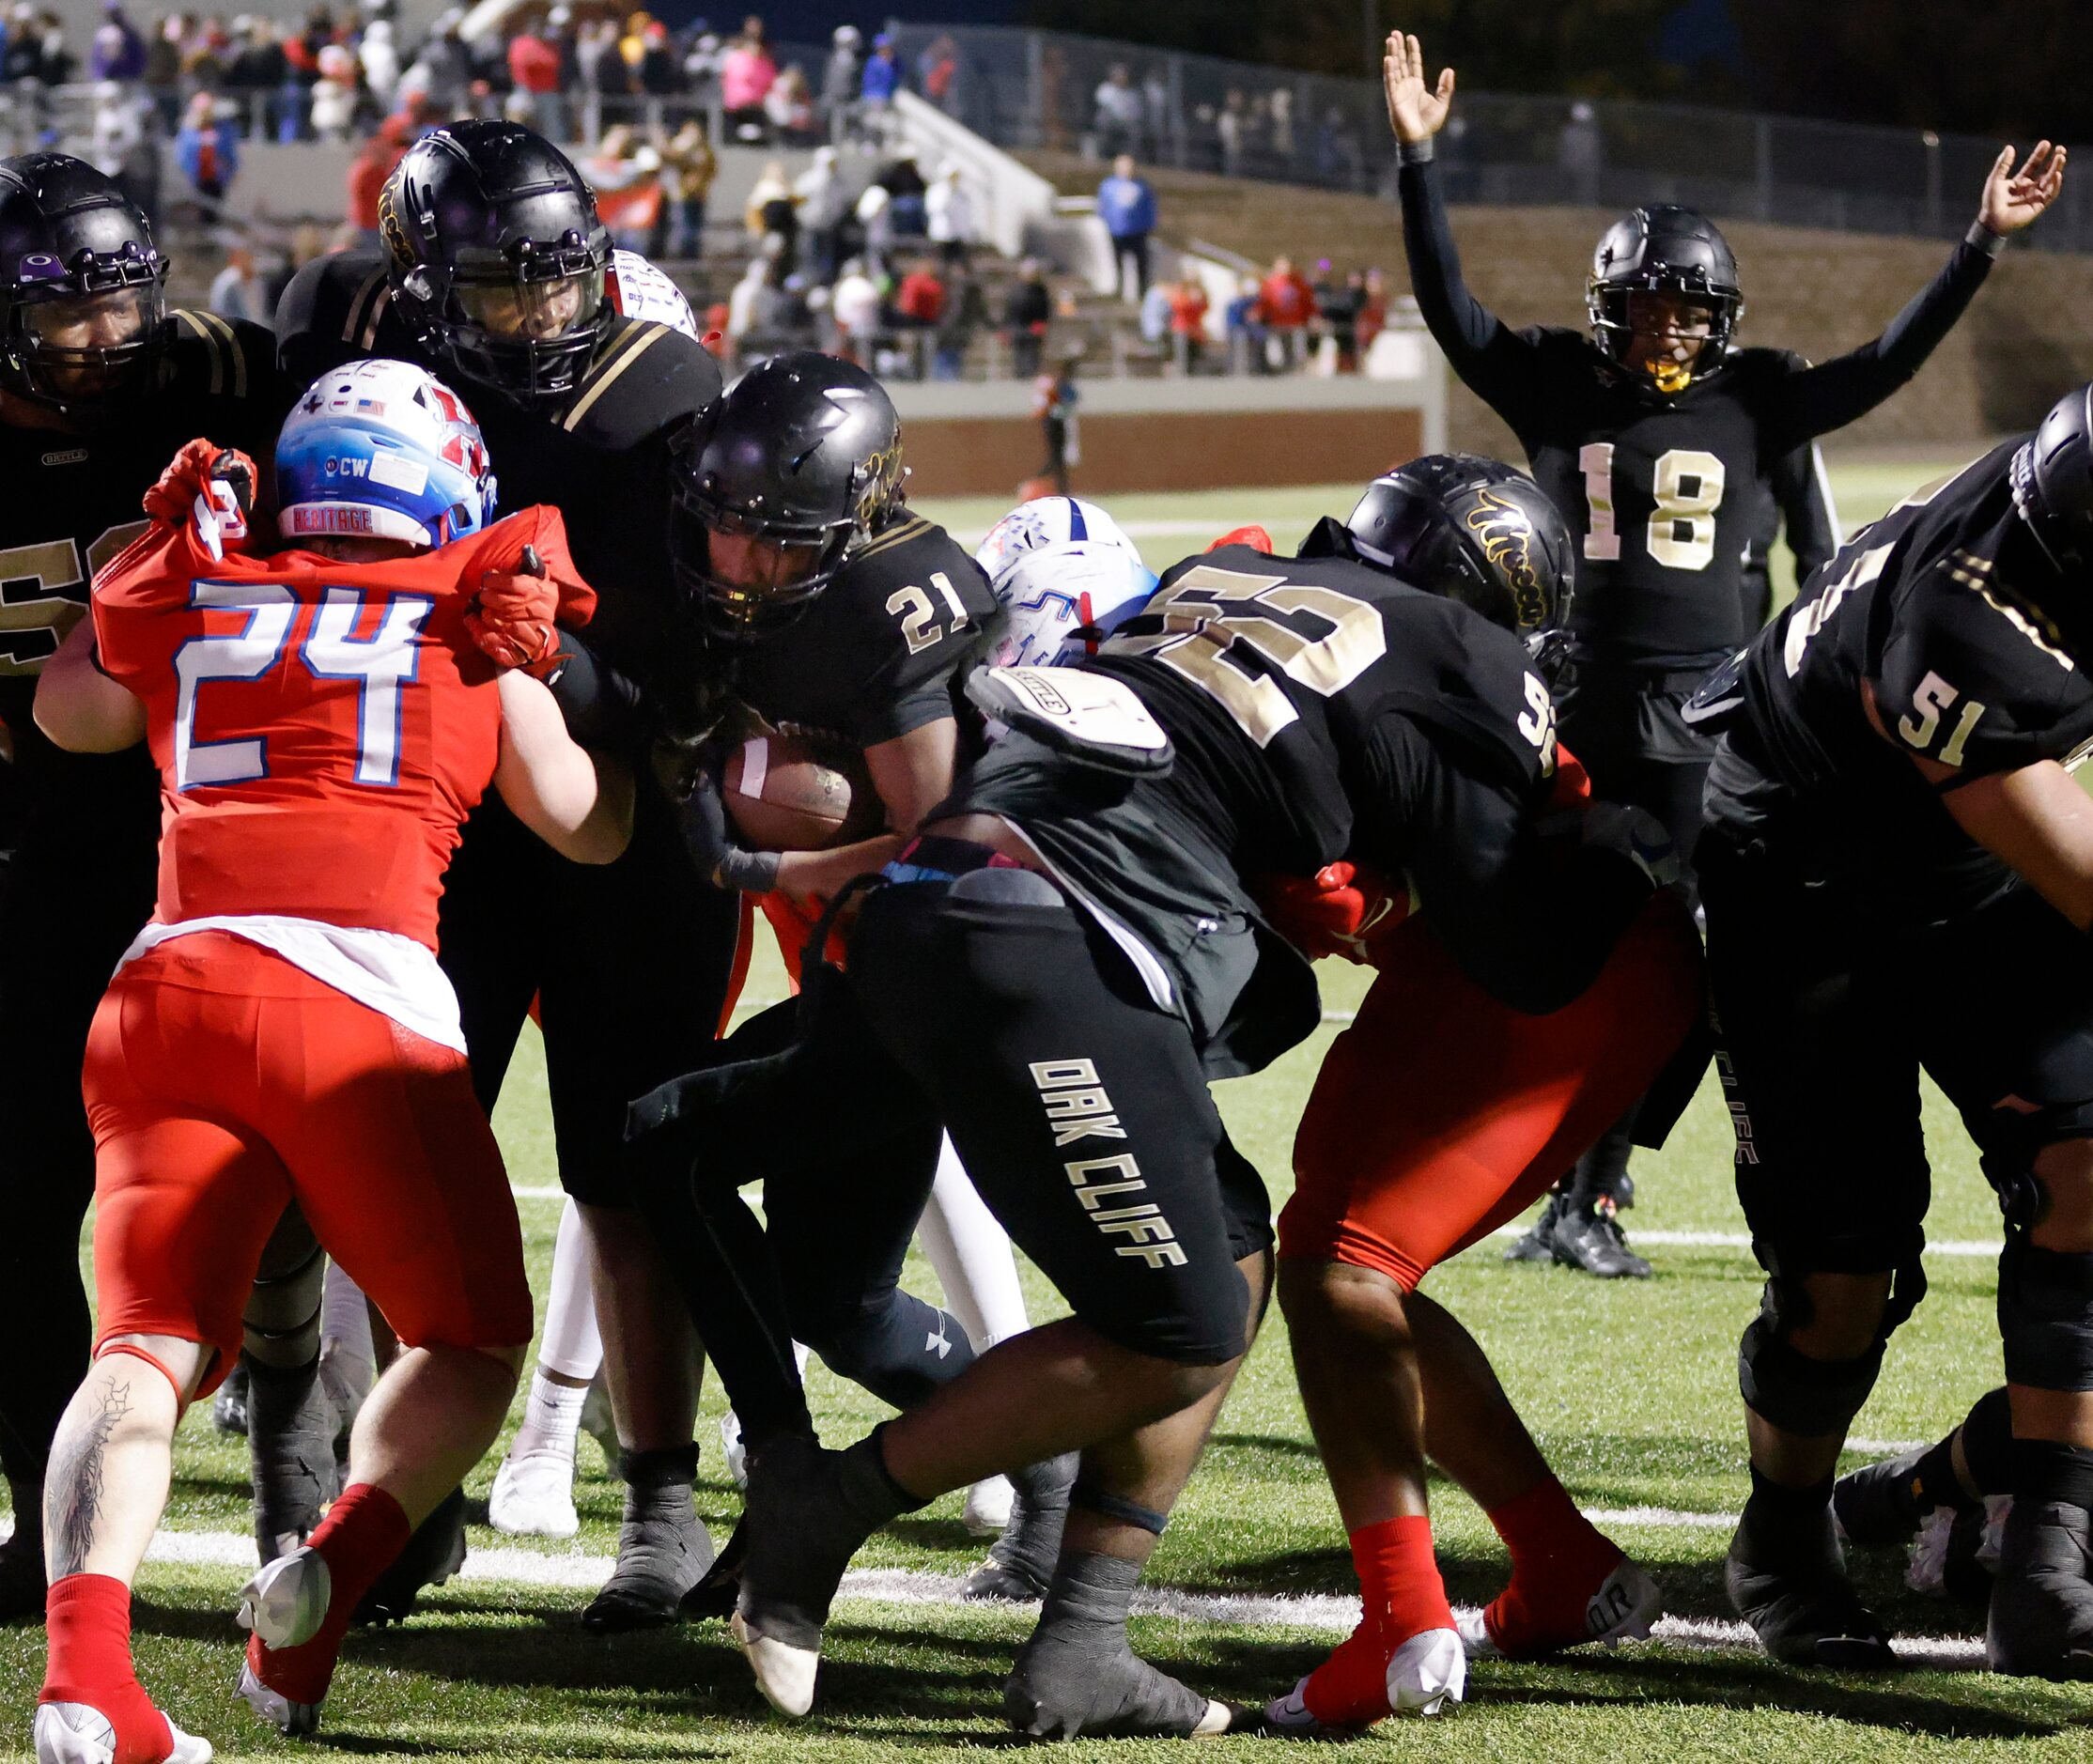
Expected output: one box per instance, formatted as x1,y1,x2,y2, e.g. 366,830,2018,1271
25,359,630,1764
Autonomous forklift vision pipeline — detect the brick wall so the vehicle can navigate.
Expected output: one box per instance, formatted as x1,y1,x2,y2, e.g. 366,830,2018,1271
1023,151,2093,456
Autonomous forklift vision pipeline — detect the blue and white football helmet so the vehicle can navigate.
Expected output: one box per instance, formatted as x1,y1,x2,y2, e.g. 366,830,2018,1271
977,496,1156,668
277,358,498,549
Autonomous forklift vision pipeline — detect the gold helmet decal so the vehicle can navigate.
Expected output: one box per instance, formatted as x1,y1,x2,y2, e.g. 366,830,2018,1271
1465,488,1549,631
376,178,416,276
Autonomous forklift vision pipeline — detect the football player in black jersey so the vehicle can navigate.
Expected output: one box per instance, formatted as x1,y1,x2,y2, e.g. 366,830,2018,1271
705,467,1676,1734
1385,26,2065,1277
0,153,278,1620
616,355,1080,1611
273,119,736,1630
1697,385,2093,1677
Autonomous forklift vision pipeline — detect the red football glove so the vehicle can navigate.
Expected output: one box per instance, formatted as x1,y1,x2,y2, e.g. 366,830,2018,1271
467,544,567,675
1254,860,1414,967
143,439,256,556
1206,523,1277,555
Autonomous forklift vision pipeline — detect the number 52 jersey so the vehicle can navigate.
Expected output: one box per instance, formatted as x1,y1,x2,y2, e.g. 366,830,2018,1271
90,504,588,950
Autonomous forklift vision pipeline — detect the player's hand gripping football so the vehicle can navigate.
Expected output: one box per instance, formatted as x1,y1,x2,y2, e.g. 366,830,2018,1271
1256,860,1413,967
1383,30,1454,146
1979,141,2067,236
143,438,256,560
469,545,568,678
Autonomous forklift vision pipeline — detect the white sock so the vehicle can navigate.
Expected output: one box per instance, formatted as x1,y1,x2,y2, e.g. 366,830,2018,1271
919,1135,1031,1350
514,1369,588,1462
319,1260,375,1396
538,1199,606,1383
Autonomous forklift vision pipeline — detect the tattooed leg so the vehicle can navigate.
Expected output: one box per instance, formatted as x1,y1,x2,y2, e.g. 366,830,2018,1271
42,1335,206,1584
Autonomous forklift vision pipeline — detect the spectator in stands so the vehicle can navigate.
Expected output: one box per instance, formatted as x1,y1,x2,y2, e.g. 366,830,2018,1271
1316,104,1364,187
346,112,410,244
1093,62,1142,160
765,65,817,145
1318,264,1367,372
1216,89,1248,177
208,233,266,323
924,163,974,271
635,17,680,101
1256,253,1317,369
143,14,183,125
859,31,899,131
1169,271,1208,374
893,254,945,333
309,41,358,142
1269,85,1295,162
682,23,723,110
90,1,145,81
726,242,784,360
402,12,472,120
92,78,159,225
1034,350,1079,495
1142,66,1168,155
821,23,861,137
933,272,986,379
664,117,716,258
576,17,619,121
1558,99,1602,205
1357,267,1389,356
29,12,75,85
796,143,851,282
744,157,798,270
1096,153,1155,300
175,89,238,217
1001,255,1051,379
876,147,928,240
508,15,563,140
919,32,959,116
721,14,775,141
589,124,665,252
180,15,229,92
1225,271,1265,373
359,17,399,108
1138,275,1171,348
829,255,882,364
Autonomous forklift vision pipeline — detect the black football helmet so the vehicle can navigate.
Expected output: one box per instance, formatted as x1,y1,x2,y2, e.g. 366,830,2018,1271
0,152,170,417
378,120,611,408
1587,204,1743,395
2012,382,2093,586
1316,454,1574,647
669,352,908,642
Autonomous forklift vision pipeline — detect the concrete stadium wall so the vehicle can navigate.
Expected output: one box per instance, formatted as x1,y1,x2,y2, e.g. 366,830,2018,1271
1018,151,2093,456
889,377,1427,499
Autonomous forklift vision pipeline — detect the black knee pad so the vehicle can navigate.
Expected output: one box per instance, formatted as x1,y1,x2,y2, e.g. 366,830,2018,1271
244,1210,325,1369
1737,1261,1923,1435
1998,1240,2093,1392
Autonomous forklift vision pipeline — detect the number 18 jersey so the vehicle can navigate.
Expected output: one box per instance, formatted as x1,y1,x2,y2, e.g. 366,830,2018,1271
91,504,582,950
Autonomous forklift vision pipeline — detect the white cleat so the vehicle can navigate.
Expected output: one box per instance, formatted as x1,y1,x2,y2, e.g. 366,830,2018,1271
1387,1628,1466,1715
235,1662,318,1738
35,1702,213,1764
236,1545,332,1650
1458,1558,1663,1660
732,1610,820,1718
488,1449,581,1540
962,1475,1015,1538
720,1411,750,1493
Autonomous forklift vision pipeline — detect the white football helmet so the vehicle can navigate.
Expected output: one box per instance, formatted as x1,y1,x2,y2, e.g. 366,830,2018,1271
988,539,1158,669
974,494,1142,588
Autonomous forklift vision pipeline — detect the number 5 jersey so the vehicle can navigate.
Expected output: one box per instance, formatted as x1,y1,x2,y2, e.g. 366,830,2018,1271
90,503,588,958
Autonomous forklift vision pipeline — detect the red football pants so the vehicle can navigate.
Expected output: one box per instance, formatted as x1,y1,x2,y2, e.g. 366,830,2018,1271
85,931,533,1394
1279,894,1701,1289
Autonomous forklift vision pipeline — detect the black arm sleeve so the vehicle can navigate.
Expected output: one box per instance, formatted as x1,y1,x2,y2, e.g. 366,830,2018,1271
1760,234,1998,451
1359,719,1651,1014
1775,441,1840,586
1396,150,1545,426
544,632,645,751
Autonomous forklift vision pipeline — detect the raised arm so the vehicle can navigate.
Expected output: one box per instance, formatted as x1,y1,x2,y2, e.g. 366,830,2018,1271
1386,30,1543,417
34,618,146,753
1766,143,2065,450
494,670,634,864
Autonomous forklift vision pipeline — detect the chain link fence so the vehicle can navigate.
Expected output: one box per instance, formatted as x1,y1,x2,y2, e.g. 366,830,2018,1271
881,23,2091,254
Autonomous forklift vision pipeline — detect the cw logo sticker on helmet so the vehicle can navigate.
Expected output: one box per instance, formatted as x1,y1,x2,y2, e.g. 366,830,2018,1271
1465,489,1548,630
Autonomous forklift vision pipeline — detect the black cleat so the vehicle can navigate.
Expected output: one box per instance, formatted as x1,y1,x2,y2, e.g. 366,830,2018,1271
678,1518,746,1622
1503,1193,1562,1265
246,1358,340,1565
1727,1496,1895,1668
965,1451,1076,1603
581,1447,715,1632
1551,1196,1651,1279
353,1485,467,1626
1833,1447,1930,1549
212,1360,251,1436
1986,1499,2093,1680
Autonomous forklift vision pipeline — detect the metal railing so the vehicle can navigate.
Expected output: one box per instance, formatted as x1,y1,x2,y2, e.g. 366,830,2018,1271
876,23,2092,254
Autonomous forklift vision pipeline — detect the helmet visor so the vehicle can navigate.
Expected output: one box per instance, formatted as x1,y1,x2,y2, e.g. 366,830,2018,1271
16,283,166,403
669,491,849,639
454,265,606,344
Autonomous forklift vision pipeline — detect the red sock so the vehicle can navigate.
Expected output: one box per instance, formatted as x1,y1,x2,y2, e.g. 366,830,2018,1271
1481,1477,1621,1651
1302,1515,1452,1725
40,1573,175,1764
246,1482,411,1708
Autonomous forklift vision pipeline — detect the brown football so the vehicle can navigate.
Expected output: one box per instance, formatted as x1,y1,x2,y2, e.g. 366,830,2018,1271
721,730,881,851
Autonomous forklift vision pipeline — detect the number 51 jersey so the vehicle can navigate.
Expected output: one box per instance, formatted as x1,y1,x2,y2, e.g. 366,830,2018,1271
90,504,585,949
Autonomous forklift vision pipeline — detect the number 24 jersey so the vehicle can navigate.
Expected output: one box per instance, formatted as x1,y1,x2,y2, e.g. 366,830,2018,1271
91,505,587,949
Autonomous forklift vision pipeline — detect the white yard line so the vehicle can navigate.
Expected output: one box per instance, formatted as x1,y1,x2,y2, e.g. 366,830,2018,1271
1483,1224,2003,1260
70,1523,1985,1668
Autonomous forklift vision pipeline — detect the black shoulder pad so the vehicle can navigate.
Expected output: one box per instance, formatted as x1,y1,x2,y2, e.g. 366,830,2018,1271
558,318,724,445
